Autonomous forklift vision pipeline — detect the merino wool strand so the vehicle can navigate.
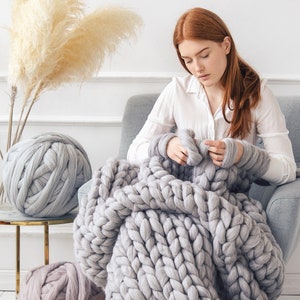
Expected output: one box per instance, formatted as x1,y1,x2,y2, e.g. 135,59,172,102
2,132,92,217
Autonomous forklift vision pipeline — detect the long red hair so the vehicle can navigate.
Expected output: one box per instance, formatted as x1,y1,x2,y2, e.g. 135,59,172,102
173,8,261,139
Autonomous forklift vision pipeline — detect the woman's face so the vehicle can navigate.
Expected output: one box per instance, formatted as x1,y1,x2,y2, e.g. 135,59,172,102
178,38,231,89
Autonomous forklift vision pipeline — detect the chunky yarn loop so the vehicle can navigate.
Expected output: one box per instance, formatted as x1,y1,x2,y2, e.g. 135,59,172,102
18,261,104,300
74,130,284,300
3,132,92,217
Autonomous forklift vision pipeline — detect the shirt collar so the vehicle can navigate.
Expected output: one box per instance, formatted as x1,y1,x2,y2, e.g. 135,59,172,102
186,75,204,95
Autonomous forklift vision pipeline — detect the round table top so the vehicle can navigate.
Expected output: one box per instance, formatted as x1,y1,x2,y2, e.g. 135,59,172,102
0,209,77,226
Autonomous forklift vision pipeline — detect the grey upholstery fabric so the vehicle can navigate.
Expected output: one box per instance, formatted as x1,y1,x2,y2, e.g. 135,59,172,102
118,94,158,159
79,94,300,262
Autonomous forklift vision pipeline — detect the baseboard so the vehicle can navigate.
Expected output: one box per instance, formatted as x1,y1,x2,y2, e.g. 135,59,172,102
0,270,27,291
282,273,300,295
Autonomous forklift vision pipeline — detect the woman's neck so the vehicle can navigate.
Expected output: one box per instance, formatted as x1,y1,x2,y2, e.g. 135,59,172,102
204,85,225,115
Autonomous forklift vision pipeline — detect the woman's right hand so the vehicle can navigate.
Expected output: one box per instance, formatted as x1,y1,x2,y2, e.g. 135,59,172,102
166,137,188,165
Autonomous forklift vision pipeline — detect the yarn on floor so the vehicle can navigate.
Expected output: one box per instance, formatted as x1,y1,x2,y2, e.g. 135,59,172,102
18,261,104,300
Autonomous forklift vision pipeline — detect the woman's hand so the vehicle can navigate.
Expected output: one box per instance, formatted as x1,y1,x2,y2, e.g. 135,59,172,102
205,140,226,166
167,137,188,165
205,139,243,166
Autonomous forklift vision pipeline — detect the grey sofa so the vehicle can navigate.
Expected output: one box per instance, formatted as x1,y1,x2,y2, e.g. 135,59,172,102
79,94,300,262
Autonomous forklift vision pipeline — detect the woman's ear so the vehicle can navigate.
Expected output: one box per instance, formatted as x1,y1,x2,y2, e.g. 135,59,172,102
223,36,231,55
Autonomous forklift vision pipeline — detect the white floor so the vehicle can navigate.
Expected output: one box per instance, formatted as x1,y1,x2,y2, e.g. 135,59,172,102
1,291,300,300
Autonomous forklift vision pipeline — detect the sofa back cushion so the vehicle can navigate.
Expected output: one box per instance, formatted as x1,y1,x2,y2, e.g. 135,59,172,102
277,97,300,169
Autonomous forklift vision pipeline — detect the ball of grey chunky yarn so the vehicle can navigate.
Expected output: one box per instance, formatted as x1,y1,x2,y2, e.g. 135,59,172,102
2,132,92,217
18,262,104,300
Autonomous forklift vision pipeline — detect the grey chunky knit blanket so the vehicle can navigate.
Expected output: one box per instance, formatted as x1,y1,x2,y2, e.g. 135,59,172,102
74,130,284,300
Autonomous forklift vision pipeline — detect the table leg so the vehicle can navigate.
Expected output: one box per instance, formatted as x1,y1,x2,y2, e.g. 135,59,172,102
44,224,49,265
16,225,20,294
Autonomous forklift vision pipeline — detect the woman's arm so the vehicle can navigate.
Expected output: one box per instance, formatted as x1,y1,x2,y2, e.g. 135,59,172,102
248,84,296,185
127,80,176,165
204,84,296,185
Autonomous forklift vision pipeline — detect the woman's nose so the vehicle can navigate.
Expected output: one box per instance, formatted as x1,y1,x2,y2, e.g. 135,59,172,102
195,60,204,73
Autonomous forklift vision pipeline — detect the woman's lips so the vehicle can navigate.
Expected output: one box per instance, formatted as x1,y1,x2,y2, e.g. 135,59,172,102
199,74,210,80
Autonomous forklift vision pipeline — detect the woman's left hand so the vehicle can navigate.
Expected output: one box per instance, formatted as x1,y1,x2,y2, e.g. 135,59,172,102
205,139,243,166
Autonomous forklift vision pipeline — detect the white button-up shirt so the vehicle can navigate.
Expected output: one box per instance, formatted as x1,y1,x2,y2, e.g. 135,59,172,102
127,75,296,185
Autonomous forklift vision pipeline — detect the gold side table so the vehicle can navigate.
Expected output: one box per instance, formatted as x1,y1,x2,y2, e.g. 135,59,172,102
0,210,77,294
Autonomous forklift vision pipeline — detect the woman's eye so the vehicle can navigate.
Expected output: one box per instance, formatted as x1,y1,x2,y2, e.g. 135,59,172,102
201,53,209,59
184,59,192,64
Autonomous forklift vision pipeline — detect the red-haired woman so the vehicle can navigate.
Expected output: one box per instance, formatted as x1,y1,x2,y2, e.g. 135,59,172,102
127,7,296,185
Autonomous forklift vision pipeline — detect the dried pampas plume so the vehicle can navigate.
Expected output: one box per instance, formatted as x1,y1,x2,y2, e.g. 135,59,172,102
47,7,143,87
5,0,142,151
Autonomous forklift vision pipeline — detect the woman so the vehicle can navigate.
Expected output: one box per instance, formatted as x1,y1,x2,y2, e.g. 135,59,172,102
127,7,296,185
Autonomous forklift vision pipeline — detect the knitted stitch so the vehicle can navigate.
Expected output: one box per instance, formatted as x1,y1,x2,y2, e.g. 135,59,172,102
74,130,284,300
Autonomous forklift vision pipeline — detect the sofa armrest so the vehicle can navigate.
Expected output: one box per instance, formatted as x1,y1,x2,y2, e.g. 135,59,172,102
266,178,300,262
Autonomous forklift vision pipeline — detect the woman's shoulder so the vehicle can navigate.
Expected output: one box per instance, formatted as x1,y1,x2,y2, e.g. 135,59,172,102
260,78,271,94
254,78,283,118
259,78,278,105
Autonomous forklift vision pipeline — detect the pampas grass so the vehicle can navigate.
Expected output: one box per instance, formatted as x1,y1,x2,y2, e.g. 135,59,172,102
0,0,142,204
4,0,142,151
